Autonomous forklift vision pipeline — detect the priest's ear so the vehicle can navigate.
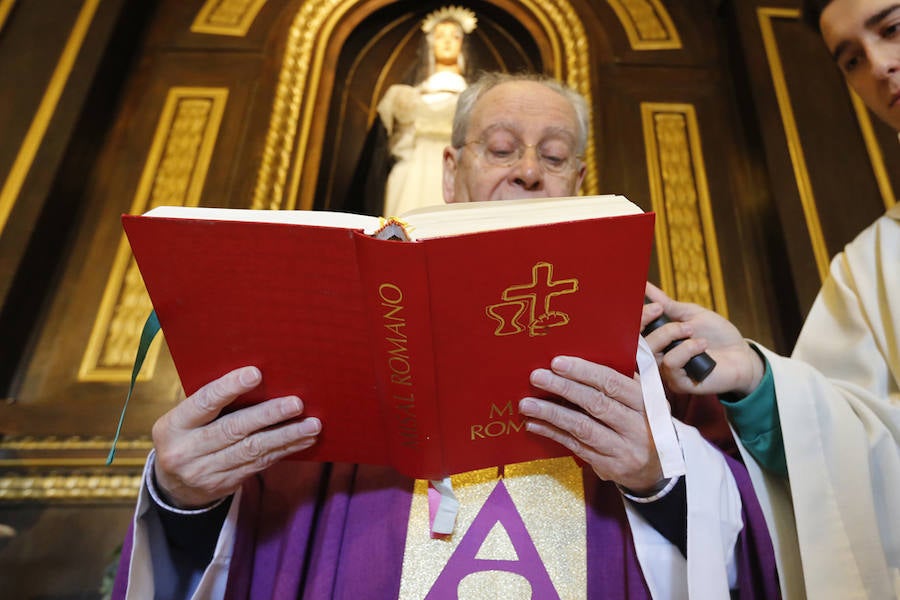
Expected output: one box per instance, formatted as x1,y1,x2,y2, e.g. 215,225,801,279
442,146,461,203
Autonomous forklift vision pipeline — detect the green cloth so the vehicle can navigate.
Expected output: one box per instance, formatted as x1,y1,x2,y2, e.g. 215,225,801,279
719,349,787,476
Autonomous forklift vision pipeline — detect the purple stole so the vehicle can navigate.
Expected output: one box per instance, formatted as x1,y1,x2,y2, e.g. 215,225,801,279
214,457,778,599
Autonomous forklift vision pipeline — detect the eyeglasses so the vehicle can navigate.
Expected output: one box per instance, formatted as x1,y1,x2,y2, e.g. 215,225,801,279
460,127,582,175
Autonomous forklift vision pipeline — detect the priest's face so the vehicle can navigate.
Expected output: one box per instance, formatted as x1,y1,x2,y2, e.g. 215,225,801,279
820,0,900,131
442,81,586,203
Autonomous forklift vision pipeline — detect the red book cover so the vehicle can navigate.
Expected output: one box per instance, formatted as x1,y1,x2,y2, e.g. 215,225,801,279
122,204,654,479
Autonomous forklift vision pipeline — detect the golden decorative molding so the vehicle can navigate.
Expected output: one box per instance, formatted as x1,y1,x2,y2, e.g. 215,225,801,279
0,0,101,241
80,87,228,382
0,472,141,501
0,435,151,470
0,435,152,452
0,0,16,35
758,7,829,282
252,0,597,212
519,0,597,195
1,437,147,501
641,103,727,315
191,0,268,37
607,0,682,50
848,88,897,210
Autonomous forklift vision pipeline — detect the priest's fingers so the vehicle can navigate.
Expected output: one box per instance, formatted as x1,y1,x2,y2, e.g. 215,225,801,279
154,415,321,508
519,390,647,464
193,395,310,456
520,401,662,492
519,397,622,453
206,420,322,483
153,368,308,456
537,355,645,414
165,366,264,430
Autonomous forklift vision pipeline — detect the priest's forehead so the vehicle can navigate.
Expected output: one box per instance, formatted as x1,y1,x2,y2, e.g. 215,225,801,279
467,81,580,142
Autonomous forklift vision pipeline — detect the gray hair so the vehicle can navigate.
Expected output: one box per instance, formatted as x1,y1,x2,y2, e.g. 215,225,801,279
451,72,590,155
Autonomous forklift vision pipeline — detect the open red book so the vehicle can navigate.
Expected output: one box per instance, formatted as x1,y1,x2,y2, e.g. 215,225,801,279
123,195,655,479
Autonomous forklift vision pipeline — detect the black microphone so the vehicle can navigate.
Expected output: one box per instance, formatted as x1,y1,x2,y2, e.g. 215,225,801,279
642,297,716,382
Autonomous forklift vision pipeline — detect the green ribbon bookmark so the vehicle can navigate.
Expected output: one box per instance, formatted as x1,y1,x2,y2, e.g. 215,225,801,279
106,310,160,465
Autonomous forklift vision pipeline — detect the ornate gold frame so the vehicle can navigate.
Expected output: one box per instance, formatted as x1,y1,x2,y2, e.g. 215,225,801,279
606,0,682,50
0,436,150,501
641,102,726,314
252,0,599,213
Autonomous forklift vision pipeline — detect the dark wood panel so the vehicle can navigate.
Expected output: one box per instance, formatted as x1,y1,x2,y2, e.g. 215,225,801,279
0,0,84,179
597,61,785,350
0,503,133,599
0,0,155,395
7,53,271,435
772,17,885,251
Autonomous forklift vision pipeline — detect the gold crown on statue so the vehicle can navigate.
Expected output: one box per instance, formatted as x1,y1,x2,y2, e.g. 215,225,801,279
421,5,477,34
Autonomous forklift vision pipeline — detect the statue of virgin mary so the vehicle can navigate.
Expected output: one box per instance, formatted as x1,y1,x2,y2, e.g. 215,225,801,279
376,6,476,216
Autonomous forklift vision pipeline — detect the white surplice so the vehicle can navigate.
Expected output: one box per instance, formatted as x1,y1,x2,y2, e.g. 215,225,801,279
746,204,900,599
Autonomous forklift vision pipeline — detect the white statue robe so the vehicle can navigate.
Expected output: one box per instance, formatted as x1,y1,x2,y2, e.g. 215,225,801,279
378,71,466,217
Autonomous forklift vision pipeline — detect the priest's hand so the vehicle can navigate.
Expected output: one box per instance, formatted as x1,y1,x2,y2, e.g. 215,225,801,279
518,356,664,495
151,366,321,509
642,282,764,397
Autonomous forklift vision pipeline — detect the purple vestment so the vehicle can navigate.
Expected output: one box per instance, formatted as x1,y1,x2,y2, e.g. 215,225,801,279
111,455,780,599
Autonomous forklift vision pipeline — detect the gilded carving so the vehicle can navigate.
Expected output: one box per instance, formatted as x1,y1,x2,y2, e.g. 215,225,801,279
607,0,682,50
0,472,141,501
80,88,228,382
641,103,726,315
253,0,597,212
191,0,269,37
0,434,148,501
0,435,151,452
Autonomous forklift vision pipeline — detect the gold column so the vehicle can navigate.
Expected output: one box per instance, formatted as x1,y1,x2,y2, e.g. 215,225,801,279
642,103,726,314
